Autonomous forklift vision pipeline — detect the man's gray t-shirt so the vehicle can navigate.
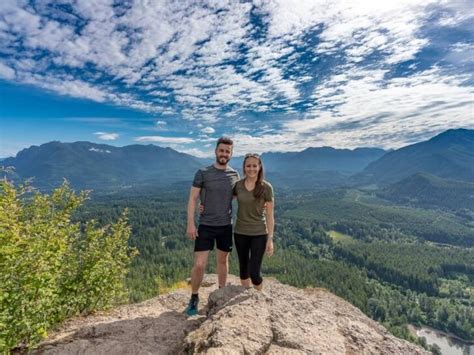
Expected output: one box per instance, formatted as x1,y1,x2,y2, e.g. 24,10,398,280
193,165,240,226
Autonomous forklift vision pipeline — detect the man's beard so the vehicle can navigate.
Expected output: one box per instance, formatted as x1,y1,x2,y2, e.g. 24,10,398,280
216,156,229,165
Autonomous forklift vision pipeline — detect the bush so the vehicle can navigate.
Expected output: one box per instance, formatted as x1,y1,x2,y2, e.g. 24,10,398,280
0,180,137,352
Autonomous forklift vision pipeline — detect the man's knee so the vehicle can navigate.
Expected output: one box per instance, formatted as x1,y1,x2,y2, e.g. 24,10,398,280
193,262,206,274
217,258,228,267
193,251,209,271
216,251,229,265
193,257,208,273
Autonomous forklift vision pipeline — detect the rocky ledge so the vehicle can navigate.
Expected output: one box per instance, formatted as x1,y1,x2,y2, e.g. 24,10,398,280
32,275,427,354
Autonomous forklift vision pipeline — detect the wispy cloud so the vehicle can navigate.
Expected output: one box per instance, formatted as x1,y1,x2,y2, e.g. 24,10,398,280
89,147,111,153
1,0,472,154
94,132,119,141
0,62,15,80
178,147,213,158
135,136,194,144
201,127,215,134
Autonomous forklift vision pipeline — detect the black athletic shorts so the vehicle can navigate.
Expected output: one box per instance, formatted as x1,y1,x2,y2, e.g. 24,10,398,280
194,224,233,252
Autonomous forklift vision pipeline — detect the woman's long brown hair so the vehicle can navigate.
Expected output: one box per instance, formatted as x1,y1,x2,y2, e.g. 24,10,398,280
243,153,265,199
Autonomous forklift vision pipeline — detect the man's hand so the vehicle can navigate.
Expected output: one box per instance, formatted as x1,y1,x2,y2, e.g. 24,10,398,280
187,224,198,240
199,204,204,214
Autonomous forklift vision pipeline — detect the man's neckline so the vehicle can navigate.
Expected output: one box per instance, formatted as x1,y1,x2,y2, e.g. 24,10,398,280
212,163,228,170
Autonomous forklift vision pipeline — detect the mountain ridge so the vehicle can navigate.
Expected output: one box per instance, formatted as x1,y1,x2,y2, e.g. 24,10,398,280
357,128,474,184
2,128,473,191
1,141,387,191
261,146,387,173
2,141,202,190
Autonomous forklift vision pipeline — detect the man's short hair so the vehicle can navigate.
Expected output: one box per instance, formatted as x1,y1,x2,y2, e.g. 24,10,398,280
216,136,233,148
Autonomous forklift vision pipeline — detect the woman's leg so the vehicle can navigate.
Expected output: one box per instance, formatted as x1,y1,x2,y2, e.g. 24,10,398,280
234,233,251,288
249,234,268,290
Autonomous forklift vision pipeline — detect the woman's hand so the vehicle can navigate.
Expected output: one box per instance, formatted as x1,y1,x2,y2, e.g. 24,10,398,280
265,238,274,256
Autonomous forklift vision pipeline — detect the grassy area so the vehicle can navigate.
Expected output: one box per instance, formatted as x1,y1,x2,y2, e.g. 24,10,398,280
328,230,354,244
439,277,474,301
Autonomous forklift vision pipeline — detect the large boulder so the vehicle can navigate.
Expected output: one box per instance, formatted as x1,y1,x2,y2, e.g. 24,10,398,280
32,275,427,354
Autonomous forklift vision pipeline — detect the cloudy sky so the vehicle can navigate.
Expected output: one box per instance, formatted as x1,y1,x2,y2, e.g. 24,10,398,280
1,0,473,157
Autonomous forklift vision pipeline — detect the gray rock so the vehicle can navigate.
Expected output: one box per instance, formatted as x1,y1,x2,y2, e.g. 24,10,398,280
32,275,428,355
183,279,428,354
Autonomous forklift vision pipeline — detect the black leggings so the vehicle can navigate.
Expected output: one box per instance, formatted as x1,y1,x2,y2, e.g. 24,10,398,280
234,233,267,286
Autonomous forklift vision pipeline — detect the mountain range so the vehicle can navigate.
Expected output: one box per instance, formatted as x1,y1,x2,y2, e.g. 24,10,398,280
262,147,387,173
358,128,474,184
2,129,473,193
1,141,201,190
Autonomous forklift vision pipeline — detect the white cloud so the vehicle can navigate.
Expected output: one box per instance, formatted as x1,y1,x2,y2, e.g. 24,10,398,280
177,147,213,158
228,132,311,156
89,147,111,153
283,67,474,148
444,42,474,66
153,120,168,130
135,136,194,144
94,132,119,141
437,0,474,27
0,61,15,79
201,126,215,134
1,0,472,155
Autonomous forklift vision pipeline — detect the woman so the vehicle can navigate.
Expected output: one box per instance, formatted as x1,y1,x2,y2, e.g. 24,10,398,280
233,153,274,290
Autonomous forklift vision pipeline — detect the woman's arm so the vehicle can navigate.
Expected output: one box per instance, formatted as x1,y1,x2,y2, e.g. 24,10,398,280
265,201,274,256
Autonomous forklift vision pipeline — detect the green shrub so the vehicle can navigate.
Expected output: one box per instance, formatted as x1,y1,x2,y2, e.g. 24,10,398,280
0,180,137,352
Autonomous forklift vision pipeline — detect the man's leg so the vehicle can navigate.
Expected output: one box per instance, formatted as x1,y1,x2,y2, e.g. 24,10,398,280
216,249,229,288
186,250,209,316
191,251,210,294
191,250,209,294
215,224,233,288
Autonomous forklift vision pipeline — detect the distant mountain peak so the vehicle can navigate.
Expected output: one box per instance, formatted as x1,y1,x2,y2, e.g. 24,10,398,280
427,127,474,144
2,141,202,191
359,128,474,184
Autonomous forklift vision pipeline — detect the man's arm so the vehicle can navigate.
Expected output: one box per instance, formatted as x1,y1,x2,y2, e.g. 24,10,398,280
187,186,201,240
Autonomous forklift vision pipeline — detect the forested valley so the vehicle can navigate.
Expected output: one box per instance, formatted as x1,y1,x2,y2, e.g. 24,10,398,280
74,186,473,346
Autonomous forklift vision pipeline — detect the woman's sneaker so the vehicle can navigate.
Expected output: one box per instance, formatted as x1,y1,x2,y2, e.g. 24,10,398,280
185,295,199,316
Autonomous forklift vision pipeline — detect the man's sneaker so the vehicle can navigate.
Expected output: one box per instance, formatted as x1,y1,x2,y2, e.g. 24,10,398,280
185,296,199,316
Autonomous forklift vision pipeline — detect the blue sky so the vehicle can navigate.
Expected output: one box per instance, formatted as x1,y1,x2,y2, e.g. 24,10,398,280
0,0,473,157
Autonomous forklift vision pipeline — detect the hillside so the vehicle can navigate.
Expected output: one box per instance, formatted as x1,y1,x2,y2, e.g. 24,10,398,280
32,275,427,354
2,141,201,190
262,147,386,173
377,173,474,211
357,128,474,184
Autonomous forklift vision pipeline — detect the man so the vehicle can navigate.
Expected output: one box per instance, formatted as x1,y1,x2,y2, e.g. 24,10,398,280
185,136,240,316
